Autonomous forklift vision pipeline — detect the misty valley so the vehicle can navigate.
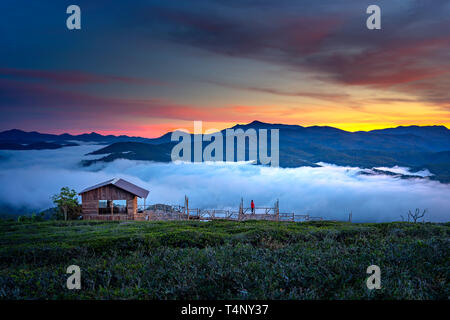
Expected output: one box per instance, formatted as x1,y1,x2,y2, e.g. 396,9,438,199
0,122,449,222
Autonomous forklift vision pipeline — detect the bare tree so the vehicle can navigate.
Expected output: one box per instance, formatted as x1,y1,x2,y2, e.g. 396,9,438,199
407,208,427,223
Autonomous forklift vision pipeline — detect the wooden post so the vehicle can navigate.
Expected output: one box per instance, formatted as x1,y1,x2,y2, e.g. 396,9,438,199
185,195,189,220
240,197,244,221
275,199,279,222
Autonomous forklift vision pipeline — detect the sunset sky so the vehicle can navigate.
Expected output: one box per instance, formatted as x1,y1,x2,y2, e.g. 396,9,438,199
1,0,449,137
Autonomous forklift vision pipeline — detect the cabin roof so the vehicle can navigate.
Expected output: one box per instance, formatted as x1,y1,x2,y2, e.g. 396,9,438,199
79,178,149,198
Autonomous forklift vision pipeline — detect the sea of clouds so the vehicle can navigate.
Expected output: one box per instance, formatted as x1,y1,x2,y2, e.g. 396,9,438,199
0,144,449,222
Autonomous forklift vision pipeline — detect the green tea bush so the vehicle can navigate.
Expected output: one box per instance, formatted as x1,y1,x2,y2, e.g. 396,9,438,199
0,220,448,299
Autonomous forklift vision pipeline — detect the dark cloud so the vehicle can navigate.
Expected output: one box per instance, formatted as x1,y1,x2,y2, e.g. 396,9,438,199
139,0,450,104
1,0,449,131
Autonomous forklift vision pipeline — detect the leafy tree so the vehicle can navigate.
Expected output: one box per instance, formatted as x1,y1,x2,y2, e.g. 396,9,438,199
51,187,80,220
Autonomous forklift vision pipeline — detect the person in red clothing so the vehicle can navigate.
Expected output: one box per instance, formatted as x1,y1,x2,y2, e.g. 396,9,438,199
251,200,255,214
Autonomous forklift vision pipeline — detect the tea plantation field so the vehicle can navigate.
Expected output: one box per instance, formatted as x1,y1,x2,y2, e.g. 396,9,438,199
0,219,448,299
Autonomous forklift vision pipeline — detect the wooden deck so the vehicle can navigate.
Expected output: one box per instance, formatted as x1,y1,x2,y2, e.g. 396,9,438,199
81,197,323,222
135,203,323,222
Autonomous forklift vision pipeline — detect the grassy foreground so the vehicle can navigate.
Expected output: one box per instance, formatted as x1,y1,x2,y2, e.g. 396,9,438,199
0,219,448,300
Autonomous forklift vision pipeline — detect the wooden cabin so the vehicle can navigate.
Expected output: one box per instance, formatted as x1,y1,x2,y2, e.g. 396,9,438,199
78,178,149,220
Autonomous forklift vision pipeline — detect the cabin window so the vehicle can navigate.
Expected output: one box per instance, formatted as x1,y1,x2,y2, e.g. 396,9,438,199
98,200,111,214
98,200,128,214
113,200,128,214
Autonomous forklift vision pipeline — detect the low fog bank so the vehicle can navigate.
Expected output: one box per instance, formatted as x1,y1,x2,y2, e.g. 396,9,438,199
0,145,449,222
373,166,433,177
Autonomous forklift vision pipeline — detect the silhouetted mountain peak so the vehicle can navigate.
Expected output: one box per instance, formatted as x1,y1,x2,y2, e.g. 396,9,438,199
231,120,306,131
368,125,449,139
3,129,25,134
232,120,269,129
248,120,267,126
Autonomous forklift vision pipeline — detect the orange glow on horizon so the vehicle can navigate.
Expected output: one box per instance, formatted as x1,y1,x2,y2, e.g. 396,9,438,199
31,101,450,138
57,120,449,139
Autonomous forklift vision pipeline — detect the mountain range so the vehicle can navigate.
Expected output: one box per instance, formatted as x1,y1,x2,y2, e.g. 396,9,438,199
1,121,449,182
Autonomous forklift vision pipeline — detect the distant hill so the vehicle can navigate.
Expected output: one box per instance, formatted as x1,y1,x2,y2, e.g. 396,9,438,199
0,129,162,149
85,142,174,164
2,123,449,151
2,122,450,182
77,121,450,183
368,125,449,137
0,128,166,150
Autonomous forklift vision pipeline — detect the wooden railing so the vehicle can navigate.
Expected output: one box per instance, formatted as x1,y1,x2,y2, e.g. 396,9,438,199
135,200,322,222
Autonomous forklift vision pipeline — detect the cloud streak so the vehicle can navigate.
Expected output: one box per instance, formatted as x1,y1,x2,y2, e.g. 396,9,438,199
0,68,164,86
0,79,300,128
207,81,350,102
